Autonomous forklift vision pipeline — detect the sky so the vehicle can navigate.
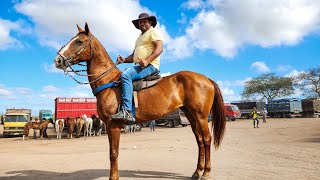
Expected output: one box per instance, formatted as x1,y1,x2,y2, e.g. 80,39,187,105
0,0,320,116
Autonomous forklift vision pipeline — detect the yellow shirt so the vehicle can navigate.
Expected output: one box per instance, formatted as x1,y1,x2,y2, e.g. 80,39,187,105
133,27,162,70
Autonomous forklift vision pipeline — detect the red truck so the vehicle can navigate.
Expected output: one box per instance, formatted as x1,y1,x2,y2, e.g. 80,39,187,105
224,103,241,121
55,97,98,124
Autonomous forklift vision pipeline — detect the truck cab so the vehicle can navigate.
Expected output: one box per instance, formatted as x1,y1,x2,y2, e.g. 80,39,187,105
3,109,31,137
224,104,241,121
39,110,53,120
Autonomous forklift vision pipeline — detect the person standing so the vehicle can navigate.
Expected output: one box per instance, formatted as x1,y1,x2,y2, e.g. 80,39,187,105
111,13,163,124
150,120,156,132
250,107,259,128
262,108,267,123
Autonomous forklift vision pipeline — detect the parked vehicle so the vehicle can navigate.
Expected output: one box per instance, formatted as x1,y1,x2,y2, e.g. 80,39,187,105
224,103,241,121
39,109,53,120
267,98,302,118
231,101,266,119
155,109,189,128
55,97,98,125
3,109,31,137
301,98,320,117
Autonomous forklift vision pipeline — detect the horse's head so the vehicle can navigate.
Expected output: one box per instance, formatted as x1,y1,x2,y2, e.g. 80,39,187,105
54,23,93,70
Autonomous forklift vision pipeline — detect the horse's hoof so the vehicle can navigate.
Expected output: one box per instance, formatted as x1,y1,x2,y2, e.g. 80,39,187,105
191,173,201,180
201,175,211,180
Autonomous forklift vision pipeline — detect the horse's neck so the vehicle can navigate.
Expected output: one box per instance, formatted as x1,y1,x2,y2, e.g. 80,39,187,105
87,38,121,90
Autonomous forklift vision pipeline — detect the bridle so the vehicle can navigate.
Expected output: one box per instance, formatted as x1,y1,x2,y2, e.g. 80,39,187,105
56,34,118,85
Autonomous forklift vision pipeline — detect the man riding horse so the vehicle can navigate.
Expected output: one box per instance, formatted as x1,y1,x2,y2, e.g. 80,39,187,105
110,13,163,124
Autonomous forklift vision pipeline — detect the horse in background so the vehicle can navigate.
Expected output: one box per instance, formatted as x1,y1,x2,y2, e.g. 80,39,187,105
23,119,53,140
92,114,103,136
67,117,77,139
76,116,84,138
81,114,93,137
55,119,64,139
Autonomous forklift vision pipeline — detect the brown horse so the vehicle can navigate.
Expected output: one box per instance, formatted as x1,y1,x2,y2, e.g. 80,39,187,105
67,117,76,139
23,120,52,140
76,116,84,138
54,23,226,180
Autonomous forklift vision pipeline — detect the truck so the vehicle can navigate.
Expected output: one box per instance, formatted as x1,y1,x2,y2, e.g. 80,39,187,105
267,98,302,118
231,101,266,119
301,98,320,117
55,97,98,125
224,103,241,121
3,109,31,137
39,110,53,120
155,109,189,128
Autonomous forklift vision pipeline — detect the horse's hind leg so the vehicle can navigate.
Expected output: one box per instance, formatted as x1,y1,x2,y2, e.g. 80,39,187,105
195,113,212,179
180,107,205,179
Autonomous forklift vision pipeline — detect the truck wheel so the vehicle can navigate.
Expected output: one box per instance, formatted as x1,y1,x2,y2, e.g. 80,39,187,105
168,120,174,128
226,116,231,121
182,124,187,127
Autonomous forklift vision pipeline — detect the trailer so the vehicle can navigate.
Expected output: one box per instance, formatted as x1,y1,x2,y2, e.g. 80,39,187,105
55,97,98,125
267,98,302,118
301,98,320,117
231,101,266,119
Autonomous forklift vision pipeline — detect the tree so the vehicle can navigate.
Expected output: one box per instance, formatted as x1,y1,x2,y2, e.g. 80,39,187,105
241,73,295,100
297,66,320,98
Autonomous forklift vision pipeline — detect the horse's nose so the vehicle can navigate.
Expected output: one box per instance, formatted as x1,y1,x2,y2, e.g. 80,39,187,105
54,55,64,69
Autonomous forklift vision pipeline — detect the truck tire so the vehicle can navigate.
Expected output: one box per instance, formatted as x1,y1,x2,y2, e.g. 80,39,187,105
182,124,187,127
173,119,180,127
168,120,175,128
226,116,231,121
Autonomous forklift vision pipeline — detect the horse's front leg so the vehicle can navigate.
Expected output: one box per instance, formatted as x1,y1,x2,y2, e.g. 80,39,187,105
107,121,122,180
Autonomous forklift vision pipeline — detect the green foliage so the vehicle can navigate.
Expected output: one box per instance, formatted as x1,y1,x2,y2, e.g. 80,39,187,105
242,73,295,100
297,66,320,98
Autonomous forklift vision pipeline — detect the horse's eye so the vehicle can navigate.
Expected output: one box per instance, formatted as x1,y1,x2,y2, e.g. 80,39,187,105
77,40,83,45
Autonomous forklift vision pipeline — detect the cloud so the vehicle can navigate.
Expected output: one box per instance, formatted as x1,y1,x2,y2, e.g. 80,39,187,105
0,19,31,50
42,85,59,92
182,0,205,10
44,63,64,73
276,65,293,72
14,0,168,54
251,61,270,73
176,0,320,58
0,86,12,97
161,72,172,77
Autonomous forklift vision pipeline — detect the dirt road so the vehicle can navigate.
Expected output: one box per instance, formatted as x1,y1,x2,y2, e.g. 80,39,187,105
0,118,319,180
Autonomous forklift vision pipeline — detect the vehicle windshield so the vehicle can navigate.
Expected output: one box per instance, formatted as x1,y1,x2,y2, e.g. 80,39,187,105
232,106,239,111
5,115,29,122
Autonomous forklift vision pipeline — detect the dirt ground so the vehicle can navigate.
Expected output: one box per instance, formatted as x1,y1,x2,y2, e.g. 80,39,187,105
0,118,319,180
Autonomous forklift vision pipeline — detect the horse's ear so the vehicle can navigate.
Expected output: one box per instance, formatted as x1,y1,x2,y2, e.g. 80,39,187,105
85,22,90,35
77,24,83,32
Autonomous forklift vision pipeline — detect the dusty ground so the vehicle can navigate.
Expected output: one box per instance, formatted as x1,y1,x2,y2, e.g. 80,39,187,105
0,118,319,180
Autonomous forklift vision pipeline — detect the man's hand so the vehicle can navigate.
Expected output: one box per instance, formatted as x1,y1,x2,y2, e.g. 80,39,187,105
138,58,148,68
116,55,126,64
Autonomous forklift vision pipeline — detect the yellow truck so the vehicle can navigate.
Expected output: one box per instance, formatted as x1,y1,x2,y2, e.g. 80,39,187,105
3,109,31,137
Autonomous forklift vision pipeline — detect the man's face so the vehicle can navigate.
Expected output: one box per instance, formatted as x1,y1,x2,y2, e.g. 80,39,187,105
138,18,151,32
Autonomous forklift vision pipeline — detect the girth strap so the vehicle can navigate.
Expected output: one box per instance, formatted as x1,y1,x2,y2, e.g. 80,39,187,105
92,81,120,96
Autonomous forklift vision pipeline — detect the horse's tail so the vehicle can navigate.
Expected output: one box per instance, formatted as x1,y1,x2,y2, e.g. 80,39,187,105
210,79,226,149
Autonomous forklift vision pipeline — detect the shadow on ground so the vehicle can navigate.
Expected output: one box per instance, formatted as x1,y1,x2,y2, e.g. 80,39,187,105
1,169,190,180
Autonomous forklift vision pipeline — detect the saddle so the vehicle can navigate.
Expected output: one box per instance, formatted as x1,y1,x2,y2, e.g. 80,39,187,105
132,71,162,91
132,71,162,108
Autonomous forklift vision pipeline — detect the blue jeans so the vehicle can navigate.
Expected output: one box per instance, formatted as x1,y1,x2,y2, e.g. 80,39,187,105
121,64,158,111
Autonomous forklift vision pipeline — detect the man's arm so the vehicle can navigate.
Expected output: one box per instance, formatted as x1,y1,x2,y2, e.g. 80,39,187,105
139,40,163,68
117,52,134,64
